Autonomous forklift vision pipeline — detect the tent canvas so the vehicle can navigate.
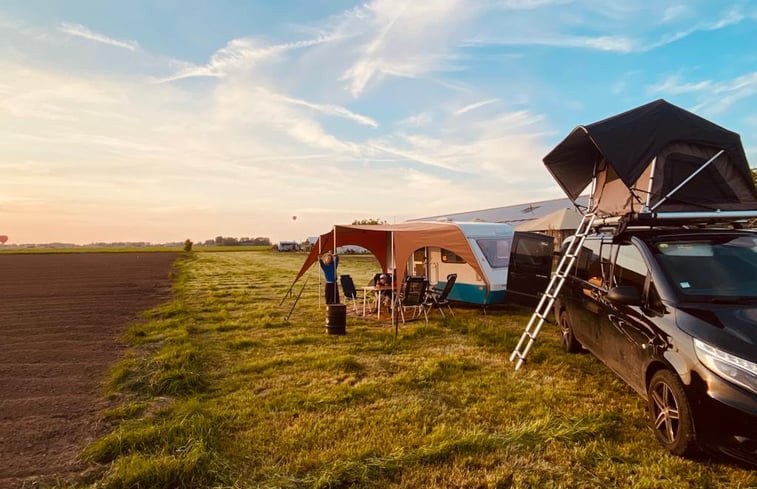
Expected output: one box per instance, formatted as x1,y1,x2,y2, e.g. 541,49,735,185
543,99,757,216
514,207,584,232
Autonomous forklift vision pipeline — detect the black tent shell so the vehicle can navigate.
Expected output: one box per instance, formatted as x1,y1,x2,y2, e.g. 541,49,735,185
543,99,757,215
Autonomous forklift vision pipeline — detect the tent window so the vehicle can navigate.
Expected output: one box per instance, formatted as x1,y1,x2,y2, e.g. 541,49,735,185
441,249,466,264
477,238,512,268
661,153,739,206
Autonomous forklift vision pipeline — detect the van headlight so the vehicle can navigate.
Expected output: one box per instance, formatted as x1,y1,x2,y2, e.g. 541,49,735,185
694,338,757,395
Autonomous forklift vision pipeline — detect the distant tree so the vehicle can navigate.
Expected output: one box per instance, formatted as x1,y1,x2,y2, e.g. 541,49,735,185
253,237,271,246
215,235,224,245
352,218,387,225
183,239,193,252
222,237,239,246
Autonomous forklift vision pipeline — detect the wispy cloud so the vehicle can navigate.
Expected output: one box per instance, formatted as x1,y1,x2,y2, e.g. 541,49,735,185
463,4,747,54
273,91,378,128
659,5,691,24
338,0,476,97
367,108,549,178
694,72,757,114
158,34,341,83
647,71,757,115
398,112,434,128
454,98,499,116
58,22,139,51
495,0,574,9
648,75,713,95
644,7,745,51
463,34,636,53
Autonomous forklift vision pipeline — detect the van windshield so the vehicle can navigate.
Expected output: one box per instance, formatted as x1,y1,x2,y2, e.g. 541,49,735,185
653,235,757,299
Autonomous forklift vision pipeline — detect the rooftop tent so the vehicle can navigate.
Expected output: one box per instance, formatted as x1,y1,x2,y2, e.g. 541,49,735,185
292,222,488,291
543,99,757,216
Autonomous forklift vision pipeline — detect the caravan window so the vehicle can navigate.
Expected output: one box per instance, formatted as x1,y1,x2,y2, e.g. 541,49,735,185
441,249,466,264
476,238,511,268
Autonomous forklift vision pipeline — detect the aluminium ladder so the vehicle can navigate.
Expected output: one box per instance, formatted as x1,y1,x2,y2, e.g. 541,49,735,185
509,212,596,370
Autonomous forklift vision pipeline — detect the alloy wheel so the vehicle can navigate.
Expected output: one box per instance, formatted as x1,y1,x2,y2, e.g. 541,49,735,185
646,369,696,456
650,380,680,444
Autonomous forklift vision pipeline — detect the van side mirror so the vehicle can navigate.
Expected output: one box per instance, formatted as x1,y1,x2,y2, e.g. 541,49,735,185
607,285,642,306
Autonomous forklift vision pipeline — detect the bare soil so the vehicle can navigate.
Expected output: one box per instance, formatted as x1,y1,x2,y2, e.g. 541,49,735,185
0,252,180,488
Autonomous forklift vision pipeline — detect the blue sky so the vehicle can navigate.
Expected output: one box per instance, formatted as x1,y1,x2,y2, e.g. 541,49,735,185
1,1,756,244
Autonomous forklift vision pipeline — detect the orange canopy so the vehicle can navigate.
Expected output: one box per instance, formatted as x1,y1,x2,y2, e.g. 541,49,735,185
294,222,488,289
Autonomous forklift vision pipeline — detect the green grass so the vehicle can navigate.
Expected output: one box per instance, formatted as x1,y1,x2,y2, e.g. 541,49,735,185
70,251,757,489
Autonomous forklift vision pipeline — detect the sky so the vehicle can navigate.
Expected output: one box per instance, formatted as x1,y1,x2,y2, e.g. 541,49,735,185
1,1,756,245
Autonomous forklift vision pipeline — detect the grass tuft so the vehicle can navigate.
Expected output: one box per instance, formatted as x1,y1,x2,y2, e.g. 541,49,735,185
317,354,365,373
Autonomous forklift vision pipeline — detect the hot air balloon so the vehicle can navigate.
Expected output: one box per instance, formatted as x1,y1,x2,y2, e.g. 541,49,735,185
0,235,7,244
292,216,297,221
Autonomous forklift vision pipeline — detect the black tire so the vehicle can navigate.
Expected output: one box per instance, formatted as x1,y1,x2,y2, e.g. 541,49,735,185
647,369,697,457
559,311,582,353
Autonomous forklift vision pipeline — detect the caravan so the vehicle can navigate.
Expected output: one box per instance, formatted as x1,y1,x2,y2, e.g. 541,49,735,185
291,221,553,307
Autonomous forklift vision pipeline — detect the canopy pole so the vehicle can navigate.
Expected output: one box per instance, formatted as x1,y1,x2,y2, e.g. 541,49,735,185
650,149,725,212
318,236,322,308
391,230,397,335
333,226,338,305
284,270,312,322
279,277,299,306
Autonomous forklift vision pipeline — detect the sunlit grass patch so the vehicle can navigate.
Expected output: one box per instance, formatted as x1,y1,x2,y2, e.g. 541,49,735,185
75,251,757,489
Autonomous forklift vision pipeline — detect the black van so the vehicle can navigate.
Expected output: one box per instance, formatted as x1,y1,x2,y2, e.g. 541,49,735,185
554,228,757,466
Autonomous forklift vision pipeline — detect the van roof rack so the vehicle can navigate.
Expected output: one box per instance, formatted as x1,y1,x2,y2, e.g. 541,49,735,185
591,210,757,235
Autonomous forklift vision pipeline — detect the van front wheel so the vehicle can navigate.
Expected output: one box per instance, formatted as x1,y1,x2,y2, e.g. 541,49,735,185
647,369,697,457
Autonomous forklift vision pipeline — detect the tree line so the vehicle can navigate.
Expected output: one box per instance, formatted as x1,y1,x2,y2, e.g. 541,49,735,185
201,236,272,246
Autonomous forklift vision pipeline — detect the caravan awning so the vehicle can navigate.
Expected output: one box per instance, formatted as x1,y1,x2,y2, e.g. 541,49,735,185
543,99,752,202
293,222,488,290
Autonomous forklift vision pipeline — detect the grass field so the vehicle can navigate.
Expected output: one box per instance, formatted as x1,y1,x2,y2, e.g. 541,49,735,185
73,251,757,489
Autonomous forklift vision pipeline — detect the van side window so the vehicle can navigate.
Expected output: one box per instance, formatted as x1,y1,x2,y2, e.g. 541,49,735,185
614,244,647,291
615,244,665,314
575,239,601,281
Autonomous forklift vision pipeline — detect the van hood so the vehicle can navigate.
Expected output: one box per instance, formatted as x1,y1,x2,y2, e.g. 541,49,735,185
675,305,757,359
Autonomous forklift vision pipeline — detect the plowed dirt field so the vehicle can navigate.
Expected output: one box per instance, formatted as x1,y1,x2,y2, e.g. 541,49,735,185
0,252,180,488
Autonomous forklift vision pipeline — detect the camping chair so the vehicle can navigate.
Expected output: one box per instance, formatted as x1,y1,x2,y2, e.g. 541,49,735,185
339,275,360,313
424,273,457,318
398,275,429,324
